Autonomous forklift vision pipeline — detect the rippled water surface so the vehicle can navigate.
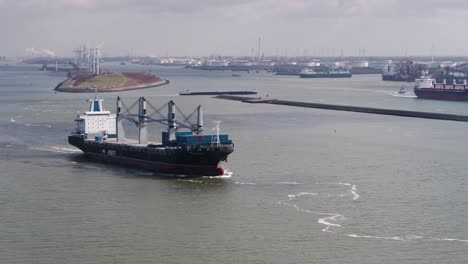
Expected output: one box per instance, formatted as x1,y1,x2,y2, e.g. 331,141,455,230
1,63,467,263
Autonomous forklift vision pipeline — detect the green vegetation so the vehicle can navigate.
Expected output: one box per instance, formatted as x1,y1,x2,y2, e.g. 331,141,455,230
76,73,127,89
55,71,168,93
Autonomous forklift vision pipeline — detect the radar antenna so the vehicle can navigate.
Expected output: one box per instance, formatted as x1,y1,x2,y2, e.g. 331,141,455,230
211,121,221,146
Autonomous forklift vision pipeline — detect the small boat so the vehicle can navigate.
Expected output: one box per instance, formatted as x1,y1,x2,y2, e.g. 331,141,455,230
398,86,409,94
232,74,241,77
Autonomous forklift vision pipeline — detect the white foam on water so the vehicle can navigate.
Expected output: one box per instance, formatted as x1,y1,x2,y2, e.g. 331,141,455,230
235,182,256,185
318,214,344,232
388,92,417,98
204,168,233,179
178,179,204,184
405,235,423,240
337,182,360,200
337,182,351,186
434,238,468,243
51,146,81,153
345,234,404,241
346,233,468,243
280,182,468,244
278,191,343,233
351,185,359,200
297,192,318,197
30,146,81,154
276,181,300,185
10,118,16,123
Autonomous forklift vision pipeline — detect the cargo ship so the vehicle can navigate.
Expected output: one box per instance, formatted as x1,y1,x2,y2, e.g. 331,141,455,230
381,60,429,82
68,96,234,176
299,68,352,78
414,77,468,101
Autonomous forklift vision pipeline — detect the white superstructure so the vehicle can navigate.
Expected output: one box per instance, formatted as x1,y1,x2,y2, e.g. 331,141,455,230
414,77,435,89
208,60,229,67
229,60,253,67
75,97,116,135
300,68,316,74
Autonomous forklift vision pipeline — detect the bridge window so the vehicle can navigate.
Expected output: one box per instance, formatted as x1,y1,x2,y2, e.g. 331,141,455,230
93,101,100,111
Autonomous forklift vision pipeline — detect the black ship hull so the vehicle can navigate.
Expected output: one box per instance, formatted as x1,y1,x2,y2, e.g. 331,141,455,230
414,88,468,101
69,135,234,176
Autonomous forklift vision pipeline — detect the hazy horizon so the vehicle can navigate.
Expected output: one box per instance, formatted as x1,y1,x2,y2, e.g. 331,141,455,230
2,0,468,58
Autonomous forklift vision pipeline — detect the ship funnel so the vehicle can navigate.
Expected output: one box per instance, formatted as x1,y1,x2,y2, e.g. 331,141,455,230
89,96,104,112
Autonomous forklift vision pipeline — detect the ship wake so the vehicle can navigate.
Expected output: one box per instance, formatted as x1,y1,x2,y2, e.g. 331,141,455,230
30,146,82,154
388,92,417,98
276,181,468,244
278,182,358,233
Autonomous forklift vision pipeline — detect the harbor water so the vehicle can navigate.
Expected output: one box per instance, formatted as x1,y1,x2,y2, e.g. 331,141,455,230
1,64,468,263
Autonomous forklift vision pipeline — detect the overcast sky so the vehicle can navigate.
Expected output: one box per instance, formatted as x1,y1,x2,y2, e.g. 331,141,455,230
1,0,468,57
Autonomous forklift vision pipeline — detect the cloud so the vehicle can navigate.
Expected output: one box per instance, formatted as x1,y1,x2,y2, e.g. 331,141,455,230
14,0,104,8
3,0,468,18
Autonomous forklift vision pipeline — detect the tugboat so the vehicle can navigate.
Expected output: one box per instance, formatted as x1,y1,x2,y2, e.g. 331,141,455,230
397,85,410,95
68,96,234,176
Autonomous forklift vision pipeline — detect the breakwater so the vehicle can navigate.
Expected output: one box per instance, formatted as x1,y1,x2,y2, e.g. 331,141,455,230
214,95,468,122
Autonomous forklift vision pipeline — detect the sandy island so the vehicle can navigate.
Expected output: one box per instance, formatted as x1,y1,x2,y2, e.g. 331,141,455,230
54,72,170,93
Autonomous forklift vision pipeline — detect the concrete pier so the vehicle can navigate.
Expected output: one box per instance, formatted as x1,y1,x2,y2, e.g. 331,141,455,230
214,95,468,122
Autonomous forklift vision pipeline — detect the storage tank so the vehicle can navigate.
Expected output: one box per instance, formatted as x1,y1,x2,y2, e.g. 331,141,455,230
351,61,369,68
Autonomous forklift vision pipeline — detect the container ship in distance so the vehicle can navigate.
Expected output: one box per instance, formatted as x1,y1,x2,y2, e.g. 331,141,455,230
414,77,468,101
299,68,352,78
68,96,234,176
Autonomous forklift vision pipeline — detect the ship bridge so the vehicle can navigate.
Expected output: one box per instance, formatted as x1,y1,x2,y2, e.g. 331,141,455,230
75,96,116,136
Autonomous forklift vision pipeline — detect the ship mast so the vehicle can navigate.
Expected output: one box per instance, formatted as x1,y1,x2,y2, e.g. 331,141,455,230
115,97,205,143
211,121,221,146
116,96,125,141
168,100,176,141
138,97,147,144
196,105,203,134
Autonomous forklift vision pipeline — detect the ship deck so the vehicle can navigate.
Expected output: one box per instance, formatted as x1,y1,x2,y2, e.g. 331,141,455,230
85,138,163,147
